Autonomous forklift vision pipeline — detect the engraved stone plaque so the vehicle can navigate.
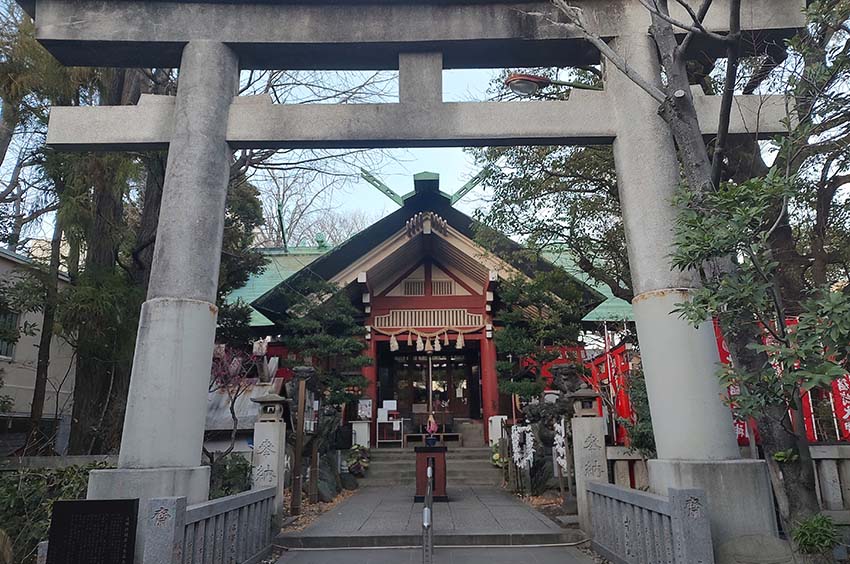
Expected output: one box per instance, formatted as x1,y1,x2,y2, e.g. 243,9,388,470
46,499,138,564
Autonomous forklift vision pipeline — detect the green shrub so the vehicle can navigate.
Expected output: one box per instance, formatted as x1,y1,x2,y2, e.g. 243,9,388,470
346,445,370,477
490,444,506,468
208,453,252,499
0,462,109,564
792,514,839,555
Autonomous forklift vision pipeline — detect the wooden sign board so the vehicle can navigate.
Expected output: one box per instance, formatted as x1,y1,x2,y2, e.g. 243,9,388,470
46,499,138,564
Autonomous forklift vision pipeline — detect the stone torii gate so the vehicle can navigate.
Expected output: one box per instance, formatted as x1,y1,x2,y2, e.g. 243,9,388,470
20,0,803,552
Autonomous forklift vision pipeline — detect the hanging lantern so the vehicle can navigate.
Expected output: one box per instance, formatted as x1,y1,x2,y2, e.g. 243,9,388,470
456,332,465,349
425,337,434,352
434,337,442,352
390,334,399,352
416,334,424,352
407,332,413,347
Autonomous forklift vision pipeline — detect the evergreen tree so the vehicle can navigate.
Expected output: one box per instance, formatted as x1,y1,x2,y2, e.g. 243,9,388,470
492,270,583,400
272,276,370,406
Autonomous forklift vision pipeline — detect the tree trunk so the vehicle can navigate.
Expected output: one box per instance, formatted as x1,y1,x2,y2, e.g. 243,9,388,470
131,152,166,291
0,100,18,168
67,165,128,453
26,202,64,453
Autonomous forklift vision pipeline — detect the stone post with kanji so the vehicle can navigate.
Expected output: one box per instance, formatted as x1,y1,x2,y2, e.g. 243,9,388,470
251,394,288,515
571,416,607,534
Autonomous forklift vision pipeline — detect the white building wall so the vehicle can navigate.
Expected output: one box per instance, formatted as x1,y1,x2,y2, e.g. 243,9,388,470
0,254,76,453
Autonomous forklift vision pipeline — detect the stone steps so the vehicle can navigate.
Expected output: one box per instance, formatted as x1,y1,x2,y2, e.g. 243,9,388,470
363,446,500,486
456,420,486,448
370,447,491,459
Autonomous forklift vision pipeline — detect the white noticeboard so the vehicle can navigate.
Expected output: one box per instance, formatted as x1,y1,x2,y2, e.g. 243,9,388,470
358,399,372,421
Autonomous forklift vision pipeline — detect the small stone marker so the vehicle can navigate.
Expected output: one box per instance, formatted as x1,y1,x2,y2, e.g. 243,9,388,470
571,416,606,534
46,499,138,564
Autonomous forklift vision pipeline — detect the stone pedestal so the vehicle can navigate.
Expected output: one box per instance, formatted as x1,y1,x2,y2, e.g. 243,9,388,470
88,466,210,563
571,417,606,534
649,459,777,549
253,421,287,515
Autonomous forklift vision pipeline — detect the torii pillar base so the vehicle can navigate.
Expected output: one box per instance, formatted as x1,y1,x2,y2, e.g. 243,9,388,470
649,459,777,550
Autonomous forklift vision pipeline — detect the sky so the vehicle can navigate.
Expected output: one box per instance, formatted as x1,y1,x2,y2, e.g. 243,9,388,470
336,69,501,220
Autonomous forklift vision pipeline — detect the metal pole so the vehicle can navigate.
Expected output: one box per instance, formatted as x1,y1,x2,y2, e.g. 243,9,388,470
422,462,434,564
427,355,433,414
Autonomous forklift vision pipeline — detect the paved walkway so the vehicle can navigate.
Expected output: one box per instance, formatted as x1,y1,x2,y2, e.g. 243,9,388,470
283,485,562,537
277,546,596,564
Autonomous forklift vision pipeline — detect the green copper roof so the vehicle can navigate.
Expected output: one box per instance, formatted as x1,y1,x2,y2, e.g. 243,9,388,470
544,251,633,322
226,246,327,326
232,245,632,327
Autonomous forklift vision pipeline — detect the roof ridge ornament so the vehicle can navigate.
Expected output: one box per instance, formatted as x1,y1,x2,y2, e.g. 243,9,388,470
359,169,491,207
406,211,448,238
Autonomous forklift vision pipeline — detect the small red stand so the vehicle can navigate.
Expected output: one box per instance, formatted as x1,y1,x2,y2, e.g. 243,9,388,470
415,446,448,502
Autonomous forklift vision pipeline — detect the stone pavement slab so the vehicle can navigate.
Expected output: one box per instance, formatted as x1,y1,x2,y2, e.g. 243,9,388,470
276,485,585,549
276,546,596,564
283,485,561,537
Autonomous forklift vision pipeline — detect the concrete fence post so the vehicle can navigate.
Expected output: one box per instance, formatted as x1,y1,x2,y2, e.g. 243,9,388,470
142,497,187,564
669,488,714,564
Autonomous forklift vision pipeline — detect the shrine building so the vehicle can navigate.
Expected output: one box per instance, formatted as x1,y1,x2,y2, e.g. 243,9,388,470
230,172,621,444
229,172,850,451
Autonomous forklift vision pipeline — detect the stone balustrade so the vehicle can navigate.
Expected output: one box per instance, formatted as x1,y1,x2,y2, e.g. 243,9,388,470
142,486,276,564
811,445,850,524
588,481,714,564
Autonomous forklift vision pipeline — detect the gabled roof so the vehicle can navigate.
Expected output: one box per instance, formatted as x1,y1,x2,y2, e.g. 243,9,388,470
0,247,72,283
544,251,633,322
228,247,325,326
251,173,606,324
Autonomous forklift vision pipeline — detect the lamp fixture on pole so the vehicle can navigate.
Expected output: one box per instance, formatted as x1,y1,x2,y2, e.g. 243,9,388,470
504,73,603,96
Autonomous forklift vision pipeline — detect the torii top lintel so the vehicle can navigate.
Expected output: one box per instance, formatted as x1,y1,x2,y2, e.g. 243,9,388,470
20,0,804,70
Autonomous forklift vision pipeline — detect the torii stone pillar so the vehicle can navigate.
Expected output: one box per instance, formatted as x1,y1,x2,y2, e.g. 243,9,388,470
87,40,239,557
606,21,777,546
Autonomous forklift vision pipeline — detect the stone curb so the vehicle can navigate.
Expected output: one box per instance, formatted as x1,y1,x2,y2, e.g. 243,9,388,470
275,530,586,549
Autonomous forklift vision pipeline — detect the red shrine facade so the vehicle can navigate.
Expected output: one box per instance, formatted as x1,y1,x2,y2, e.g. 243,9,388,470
251,173,603,443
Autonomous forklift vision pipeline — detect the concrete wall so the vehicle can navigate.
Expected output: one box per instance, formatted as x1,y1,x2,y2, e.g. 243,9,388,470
0,256,76,451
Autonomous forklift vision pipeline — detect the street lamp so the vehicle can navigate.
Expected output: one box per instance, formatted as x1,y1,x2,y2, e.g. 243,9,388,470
504,73,603,96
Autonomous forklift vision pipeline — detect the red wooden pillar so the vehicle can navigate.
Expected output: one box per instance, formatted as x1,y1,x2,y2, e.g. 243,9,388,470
362,337,378,445
480,334,499,444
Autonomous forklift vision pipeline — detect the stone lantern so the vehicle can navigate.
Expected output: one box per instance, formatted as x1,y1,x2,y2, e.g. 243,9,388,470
568,385,600,418
252,393,287,423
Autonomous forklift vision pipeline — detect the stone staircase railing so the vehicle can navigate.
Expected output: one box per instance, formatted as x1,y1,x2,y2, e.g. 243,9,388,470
588,481,714,564
143,486,276,564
